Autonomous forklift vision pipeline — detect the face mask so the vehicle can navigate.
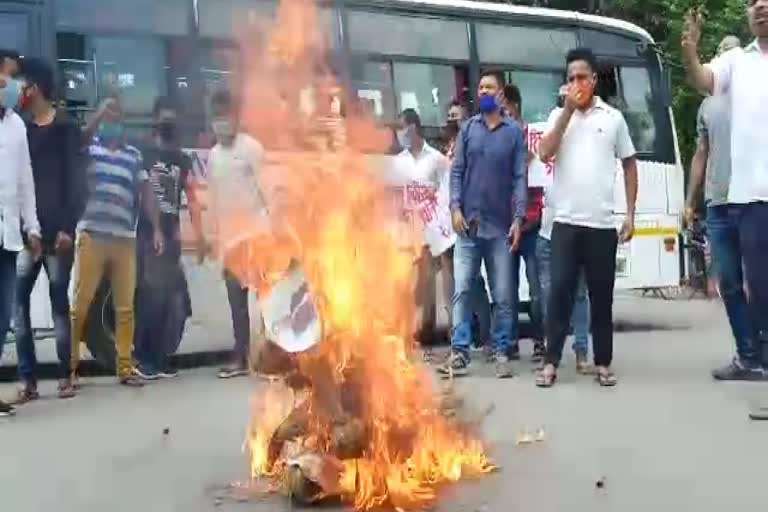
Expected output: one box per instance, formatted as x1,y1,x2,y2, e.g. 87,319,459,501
0,77,22,110
18,85,32,111
478,93,499,114
98,121,125,144
211,119,235,141
156,120,177,143
397,127,413,150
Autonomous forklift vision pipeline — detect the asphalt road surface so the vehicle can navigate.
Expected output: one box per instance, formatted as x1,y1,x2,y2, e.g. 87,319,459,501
2,295,768,512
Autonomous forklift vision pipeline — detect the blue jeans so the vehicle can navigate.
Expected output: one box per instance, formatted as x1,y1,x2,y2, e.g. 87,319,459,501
452,235,515,358
511,228,543,349
0,249,18,361
471,275,491,345
537,235,590,355
706,204,758,364
15,249,73,382
738,202,768,365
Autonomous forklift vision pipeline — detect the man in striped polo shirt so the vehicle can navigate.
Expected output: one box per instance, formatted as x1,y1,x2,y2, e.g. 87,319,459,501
65,96,163,392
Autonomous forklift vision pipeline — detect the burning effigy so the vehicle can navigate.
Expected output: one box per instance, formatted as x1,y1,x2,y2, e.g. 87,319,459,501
217,0,495,509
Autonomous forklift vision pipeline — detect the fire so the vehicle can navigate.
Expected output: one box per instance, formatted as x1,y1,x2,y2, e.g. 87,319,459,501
220,0,494,509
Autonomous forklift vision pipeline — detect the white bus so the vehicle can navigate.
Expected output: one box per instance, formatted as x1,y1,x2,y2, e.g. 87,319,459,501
3,0,683,348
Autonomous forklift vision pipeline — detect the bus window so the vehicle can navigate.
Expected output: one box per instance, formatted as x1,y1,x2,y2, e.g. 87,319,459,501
198,0,277,39
504,70,563,123
392,63,464,127
617,66,656,154
0,12,29,56
55,0,188,36
476,24,577,68
92,37,168,115
581,29,642,58
596,63,656,155
347,11,469,60
349,60,396,122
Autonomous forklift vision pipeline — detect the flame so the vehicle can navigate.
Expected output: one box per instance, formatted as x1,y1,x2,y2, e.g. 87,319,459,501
221,0,494,509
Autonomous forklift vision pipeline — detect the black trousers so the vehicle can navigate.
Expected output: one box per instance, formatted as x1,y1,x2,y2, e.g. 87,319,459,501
546,222,618,368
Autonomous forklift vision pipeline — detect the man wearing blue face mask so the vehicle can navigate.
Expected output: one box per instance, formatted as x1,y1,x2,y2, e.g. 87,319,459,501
65,94,164,393
0,62,42,417
438,70,527,379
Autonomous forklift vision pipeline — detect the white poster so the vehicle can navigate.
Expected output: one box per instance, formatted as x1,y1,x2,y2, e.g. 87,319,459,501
421,172,457,256
526,122,555,188
260,265,321,353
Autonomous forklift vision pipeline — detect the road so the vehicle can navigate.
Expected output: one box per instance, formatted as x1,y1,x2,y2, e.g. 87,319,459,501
2,294,768,512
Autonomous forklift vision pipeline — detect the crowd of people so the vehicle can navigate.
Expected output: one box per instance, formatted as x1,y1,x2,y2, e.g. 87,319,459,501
395,49,637,386
0,0,766,418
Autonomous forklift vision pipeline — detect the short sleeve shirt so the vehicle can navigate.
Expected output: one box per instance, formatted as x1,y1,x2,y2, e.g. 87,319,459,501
706,42,768,204
695,96,731,206
141,146,192,217
78,141,147,238
545,98,636,229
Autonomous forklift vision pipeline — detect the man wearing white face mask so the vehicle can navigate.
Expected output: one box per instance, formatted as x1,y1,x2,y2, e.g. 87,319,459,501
394,109,450,341
0,61,42,417
207,89,268,379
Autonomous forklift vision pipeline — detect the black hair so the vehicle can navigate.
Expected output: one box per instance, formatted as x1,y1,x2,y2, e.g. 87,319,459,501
449,98,463,109
400,108,423,137
0,48,21,69
566,47,598,73
210,89,235,115
479,69,506,89
503,84,522,110
19,58,54,100
153,96,179,117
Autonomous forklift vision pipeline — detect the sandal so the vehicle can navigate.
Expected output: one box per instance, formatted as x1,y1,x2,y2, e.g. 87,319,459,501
596,369,618,387
535,366,557,388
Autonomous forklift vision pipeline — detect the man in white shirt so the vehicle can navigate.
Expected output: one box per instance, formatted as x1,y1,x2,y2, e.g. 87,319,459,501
682,1,768,370
394,109,450,341
536,48,638,388
0,69,42,416
206,89,268,379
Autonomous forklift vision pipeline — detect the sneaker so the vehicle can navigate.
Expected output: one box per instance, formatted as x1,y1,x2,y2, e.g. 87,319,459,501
132,365,160,381
119,375,146,387
218,364,249,379
15,383,40,405
157,367,179,379
58,379,76,399
494,353,514,379
0,400,16,417
531,342,546,363
436,352,470,377
711,358,766,381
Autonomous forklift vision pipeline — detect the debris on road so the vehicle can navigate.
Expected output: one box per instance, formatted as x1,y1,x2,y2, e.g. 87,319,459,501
515,426,546,446
595,477,606,489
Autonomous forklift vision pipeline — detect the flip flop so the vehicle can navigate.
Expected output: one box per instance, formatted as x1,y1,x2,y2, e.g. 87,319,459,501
596,370,618,387
535,370,557,388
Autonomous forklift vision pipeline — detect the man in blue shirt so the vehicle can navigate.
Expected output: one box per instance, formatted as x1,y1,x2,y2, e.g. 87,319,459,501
439,70,527,378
